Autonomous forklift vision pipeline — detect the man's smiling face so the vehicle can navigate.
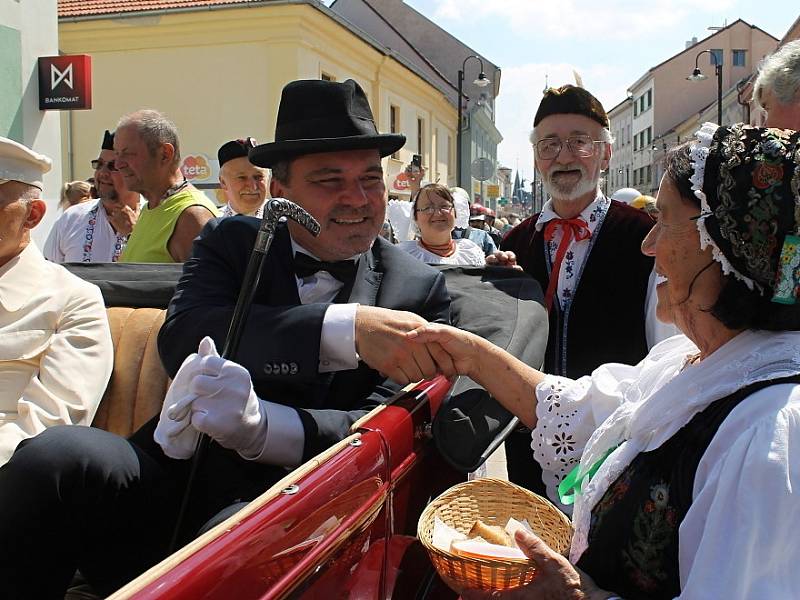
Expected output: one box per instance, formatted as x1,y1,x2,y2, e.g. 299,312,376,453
270,149,386,261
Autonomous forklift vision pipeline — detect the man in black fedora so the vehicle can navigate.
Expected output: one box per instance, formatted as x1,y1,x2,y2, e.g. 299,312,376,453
0,79,450,598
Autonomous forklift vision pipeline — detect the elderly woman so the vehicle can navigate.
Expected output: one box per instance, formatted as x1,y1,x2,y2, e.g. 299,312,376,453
399,183,485,266
410,124,800,599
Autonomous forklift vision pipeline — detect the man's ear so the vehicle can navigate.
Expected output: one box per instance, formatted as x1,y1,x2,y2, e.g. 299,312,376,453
25,199,46,229
218,175,229,191
601,143,612,171
162,143,176,166
270,178,284,198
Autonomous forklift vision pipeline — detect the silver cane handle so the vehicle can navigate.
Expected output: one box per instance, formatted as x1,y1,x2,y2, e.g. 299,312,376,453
263,198,321,236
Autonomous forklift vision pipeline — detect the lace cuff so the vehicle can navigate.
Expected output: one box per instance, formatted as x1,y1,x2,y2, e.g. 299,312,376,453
531,375,595,514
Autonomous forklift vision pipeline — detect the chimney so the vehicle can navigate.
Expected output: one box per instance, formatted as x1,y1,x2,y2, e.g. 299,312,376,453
685,36,698,49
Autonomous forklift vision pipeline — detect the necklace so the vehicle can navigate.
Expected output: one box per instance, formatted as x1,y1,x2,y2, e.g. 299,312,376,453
419,238,456,257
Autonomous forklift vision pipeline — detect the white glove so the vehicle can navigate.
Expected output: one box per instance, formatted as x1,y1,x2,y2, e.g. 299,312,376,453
156,336,268,459
154,339,209,459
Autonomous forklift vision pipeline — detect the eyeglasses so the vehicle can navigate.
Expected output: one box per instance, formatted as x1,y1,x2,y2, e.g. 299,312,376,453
535,135,606,160
91,159,117,172
416,204,454,215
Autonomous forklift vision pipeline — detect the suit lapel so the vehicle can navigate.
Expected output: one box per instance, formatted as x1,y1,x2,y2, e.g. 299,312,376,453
346,241,383,306
262,226,301,305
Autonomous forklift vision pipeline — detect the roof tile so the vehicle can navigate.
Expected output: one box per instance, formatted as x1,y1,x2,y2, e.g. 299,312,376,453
58,0,263,18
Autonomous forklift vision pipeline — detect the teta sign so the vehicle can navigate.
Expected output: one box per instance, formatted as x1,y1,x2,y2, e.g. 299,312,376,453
38,55,93,110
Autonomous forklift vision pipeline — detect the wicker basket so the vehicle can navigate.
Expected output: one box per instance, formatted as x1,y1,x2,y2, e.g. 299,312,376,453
418,478,573,593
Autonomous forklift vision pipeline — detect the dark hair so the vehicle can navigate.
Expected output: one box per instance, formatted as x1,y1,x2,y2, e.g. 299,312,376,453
270,160,291,184
412,183,455,219
663,142,800,331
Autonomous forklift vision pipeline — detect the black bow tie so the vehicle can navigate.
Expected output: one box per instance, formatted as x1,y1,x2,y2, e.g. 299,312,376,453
293,252,358,283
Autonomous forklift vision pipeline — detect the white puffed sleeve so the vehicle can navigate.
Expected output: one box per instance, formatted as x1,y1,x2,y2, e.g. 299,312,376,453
532,363,643,512
677,384,800,599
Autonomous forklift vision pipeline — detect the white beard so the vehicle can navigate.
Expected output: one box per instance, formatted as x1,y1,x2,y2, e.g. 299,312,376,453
542,164,600,201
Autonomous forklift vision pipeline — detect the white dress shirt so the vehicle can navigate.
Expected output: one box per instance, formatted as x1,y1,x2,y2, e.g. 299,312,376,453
0,243,113,465
248,240,362,468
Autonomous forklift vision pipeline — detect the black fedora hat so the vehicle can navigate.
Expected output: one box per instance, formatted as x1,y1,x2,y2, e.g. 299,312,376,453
249,79,406,168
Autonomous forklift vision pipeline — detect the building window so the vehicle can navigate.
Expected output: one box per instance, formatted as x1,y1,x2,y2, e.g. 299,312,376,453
627,124,631,144
320,72,335,81
733,49,746,67
646,165,652,183
639,95,645,114
633,135,638,151
710,49,723,66
647,127,652,145
634,101,639,117
417,117,425,157
646,89,652,108
390,105,400,159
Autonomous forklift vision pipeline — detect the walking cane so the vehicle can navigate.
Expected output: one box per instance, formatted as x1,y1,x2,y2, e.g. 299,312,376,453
169,198,320,551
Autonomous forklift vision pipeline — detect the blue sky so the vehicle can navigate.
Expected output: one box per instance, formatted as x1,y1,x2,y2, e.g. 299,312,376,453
374,1,797,183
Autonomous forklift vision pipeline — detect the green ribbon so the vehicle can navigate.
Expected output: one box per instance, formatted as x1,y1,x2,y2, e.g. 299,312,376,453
557,445,619,505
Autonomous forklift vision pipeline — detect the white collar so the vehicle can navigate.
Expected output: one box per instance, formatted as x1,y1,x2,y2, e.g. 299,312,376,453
0,242,50,312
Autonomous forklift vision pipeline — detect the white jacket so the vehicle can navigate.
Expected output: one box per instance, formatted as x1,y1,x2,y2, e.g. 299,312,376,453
0,243,112,465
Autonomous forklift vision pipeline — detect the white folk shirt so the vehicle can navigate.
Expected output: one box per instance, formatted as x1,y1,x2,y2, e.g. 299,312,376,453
534,195,608,310
536,195,672,348
532,330,800,598
220,202,267,219
0,243,113,465
398,238,486,266
43,198,144,263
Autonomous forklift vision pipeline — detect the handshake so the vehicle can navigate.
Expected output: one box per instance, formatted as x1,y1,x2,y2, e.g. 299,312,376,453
155,306,479,461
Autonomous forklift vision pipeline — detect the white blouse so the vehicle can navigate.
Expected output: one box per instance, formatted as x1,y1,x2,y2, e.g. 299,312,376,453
532,330,800,599
398,238,485,266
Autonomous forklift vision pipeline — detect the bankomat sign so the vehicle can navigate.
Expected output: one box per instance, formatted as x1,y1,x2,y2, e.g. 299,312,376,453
38,55,93,110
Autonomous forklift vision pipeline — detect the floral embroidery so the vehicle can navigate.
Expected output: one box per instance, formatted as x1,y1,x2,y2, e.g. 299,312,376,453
551,432,575,455
752,162,784,189
621,481,679,593
588,467,634,540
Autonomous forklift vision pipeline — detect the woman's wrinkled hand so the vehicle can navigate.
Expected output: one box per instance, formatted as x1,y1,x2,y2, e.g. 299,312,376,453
461,529,612,600
406,323,484,379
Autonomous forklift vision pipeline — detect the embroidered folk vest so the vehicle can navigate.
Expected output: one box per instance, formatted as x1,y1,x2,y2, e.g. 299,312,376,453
576,374,800,599
502,200,654,378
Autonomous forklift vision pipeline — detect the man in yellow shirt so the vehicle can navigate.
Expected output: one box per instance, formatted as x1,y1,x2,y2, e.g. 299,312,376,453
115,110,218,263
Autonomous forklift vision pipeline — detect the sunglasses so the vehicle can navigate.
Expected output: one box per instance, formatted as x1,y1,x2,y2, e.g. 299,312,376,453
91,159,117,172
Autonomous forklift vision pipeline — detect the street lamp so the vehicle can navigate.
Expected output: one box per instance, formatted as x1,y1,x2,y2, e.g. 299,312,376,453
687,49,723,126
457,55,491,189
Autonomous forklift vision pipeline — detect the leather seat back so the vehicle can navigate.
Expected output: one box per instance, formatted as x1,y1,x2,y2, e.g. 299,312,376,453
91,307,169,437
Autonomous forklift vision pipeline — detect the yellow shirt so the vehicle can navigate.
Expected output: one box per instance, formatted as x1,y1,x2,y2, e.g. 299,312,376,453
120,186,219,263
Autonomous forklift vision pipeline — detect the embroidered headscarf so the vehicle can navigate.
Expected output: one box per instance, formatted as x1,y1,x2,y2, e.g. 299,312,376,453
690,123,800,303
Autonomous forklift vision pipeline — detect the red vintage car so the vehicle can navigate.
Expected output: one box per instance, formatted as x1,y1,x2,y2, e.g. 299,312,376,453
64,263,546,600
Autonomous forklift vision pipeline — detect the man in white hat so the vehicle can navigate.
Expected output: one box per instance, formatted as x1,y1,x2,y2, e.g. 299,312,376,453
0,136,112,466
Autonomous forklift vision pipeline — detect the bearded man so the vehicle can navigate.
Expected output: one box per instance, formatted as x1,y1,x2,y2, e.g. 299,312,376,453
44,130,143,263
500,85,655,504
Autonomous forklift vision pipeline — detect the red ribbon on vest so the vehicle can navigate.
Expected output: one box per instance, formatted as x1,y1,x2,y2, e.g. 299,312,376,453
543,218,592,312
